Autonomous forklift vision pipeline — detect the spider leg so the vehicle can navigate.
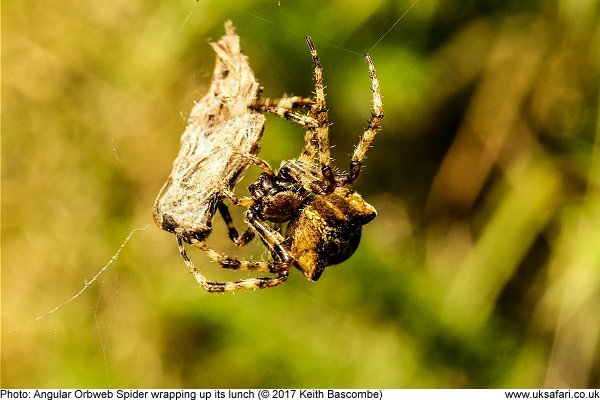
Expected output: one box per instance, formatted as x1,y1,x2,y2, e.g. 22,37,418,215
177,236,289,293
218,202,255,246
278,161,328,195
305,37,331,169
187,236,289,274
222,187,253,207
347,54,383,183
252,96,314,109
180,210,295,293
250,96,317,128
244,210,293,264
236,152,275,176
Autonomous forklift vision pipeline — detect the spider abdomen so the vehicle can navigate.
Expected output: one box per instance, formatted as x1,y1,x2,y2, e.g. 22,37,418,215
287,186,377,281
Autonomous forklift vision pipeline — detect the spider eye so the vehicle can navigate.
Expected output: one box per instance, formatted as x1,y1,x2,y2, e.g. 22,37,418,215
260,175,274,192
279,165,291,179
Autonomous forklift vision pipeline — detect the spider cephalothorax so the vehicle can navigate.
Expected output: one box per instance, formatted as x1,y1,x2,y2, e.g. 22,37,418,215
167,26,383,292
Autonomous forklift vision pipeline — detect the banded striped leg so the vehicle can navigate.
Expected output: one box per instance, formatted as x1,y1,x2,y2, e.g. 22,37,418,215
347,54,383,182
222,187,253,207
218,203,255,246
178,210,294,292
236,153,275,176
250,94,323,182
177,236,290,293
218,155,279,246
245,210,293,264
305,37,336,192
277,161,329,195
250,96,317,128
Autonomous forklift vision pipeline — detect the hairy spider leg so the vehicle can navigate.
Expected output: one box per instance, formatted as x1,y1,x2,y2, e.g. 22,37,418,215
217,155,280,247
245,210,294,262
305,37,337,192
217,202,255,246
177,236,289,292
249,97,324,180
253,96,314,109
247,54,323,165
304,37,330,164
222,187,254,207
347,54,384,183
178,208,295,292
248,41,335,192
236,152,276,176
249,96,317,128
278,160,328,195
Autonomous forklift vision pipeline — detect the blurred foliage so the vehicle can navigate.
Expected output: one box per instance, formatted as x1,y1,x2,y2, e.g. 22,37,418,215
2,0,600,388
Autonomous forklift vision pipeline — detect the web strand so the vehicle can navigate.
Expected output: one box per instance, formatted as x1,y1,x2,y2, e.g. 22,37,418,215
237,2,417,57
236,9,363,56
9,224,149,332
367,0,418,54
178,0,200,33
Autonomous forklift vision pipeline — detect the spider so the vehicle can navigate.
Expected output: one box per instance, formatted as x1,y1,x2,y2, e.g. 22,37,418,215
178,36,383,292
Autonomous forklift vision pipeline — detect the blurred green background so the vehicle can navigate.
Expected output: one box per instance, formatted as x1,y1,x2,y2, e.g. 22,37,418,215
3,0,600,388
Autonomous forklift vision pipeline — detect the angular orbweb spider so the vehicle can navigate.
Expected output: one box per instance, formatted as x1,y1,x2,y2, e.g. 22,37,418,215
156,23,383,292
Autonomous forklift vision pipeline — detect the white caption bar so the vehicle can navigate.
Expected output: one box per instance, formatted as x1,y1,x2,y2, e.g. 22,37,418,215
1,389,599,400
